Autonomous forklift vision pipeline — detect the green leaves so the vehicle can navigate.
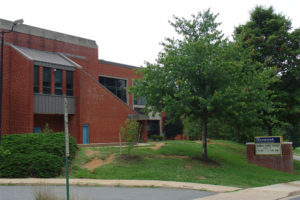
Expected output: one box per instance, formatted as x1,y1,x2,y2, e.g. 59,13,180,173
234,5,300,138
120,119,141,154
130,7,299,149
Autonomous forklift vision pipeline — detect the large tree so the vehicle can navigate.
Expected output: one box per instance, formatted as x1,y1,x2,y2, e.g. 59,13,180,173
130,9,276,159
234,6,300,136
217,44,278,142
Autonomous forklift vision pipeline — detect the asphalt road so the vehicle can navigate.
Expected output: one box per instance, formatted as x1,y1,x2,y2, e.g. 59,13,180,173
0,185,216,200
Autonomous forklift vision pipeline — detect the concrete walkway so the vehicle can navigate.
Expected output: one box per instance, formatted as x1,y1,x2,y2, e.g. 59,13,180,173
0,178,238,193
196,181,300,200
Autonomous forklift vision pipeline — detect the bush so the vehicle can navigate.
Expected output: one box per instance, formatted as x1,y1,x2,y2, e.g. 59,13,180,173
0,132,78,178
151,135,163,141
284,125,300,149
164,117,183,139
183,119,202,140
31,152,63,178
34,186,81,200
121,119,141,154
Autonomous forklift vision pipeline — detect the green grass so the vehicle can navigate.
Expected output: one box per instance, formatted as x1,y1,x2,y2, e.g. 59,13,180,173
294,147,300,156
70,140,300,188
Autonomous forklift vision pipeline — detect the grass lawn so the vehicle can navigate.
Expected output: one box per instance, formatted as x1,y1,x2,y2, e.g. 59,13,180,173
70,140,300,188
294,147,300,156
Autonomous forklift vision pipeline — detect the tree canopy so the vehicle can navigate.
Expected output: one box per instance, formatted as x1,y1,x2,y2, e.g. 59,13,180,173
234,6,300,139
130,9,278,159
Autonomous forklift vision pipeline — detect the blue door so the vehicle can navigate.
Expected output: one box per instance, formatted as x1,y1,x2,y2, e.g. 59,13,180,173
83,124,89,144
33,127,41,133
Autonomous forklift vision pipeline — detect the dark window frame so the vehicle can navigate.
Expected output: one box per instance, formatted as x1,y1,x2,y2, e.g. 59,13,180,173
33,65,39,93
54,69,63,95
43,67,51,94
99,76,127,103
66,71,73,96
132,81,146,105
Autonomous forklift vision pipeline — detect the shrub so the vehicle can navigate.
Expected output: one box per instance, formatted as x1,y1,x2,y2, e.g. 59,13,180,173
151,135,163,141
183,119,201,140
0,153,31,177
121,119,141,154
31,152,63,178
0,132,78,178
164,117,183,139
34,186,81,200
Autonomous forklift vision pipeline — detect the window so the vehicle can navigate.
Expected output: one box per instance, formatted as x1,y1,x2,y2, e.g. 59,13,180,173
33,65,39,93
66,71,73,96
43,67,51,94
54,69,62,95
132,81,146,105
134,107,145,114
134,96,147,105
147,120,160,137
99,76,127,103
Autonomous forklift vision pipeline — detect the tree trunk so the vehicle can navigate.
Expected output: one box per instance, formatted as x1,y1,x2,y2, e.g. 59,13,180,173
201,116,208,161
267,125,272,136
236,126,241,143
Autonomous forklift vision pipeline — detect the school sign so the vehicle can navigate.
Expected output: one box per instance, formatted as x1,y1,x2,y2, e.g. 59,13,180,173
255,136,283,155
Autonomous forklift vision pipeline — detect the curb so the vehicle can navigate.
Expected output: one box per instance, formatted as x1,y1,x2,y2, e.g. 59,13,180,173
0,178,240,193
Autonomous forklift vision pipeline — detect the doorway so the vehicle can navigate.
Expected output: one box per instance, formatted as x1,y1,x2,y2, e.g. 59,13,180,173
82,124,89,144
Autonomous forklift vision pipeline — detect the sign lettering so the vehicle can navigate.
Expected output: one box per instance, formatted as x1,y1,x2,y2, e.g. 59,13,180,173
255,136,282,155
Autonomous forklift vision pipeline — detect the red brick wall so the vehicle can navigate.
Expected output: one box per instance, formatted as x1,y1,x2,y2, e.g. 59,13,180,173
247,143,294,173
79,70,137,143
138,120,148,143
4,31,99,63
34,114,64,132
82,62,141,109
6,47,34,133
1,45,11,134
68,68,81,143
1,27,153,144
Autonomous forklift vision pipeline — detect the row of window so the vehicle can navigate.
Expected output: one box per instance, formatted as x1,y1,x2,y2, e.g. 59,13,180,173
99,76,127,103
34,66,73,96
98,76,147,106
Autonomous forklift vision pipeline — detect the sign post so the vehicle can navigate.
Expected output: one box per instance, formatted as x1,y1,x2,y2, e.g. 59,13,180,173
255,136,283,155
64,98,70,200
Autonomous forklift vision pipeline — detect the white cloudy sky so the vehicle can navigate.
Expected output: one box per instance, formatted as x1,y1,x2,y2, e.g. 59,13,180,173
1,0,299,67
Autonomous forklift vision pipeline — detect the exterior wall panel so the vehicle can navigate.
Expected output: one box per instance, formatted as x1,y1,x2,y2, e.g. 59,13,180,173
34,94,75,114
7,47,34,134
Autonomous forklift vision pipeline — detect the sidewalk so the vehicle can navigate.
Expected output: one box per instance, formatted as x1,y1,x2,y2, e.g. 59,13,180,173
195,181,300,200
0,178,238,193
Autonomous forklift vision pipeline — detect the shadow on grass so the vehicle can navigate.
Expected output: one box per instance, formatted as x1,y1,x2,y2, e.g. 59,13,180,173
117,154,143,162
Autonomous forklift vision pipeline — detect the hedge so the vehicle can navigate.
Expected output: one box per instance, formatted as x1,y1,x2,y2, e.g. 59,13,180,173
0,132,78,178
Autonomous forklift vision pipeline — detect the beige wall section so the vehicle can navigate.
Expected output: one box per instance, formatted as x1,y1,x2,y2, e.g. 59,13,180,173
133,105,163,136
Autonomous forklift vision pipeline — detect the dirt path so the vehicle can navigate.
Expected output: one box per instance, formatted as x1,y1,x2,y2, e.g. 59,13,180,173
83,142,165,171
148,142,165,150
84,153,115,171
85,150,98,157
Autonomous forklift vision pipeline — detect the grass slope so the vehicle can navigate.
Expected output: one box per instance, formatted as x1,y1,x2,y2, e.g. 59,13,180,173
294,147,300,156
70,140,300,188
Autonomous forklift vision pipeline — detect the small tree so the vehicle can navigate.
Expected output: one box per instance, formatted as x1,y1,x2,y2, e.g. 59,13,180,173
42,123,53,134
120,119,140,154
